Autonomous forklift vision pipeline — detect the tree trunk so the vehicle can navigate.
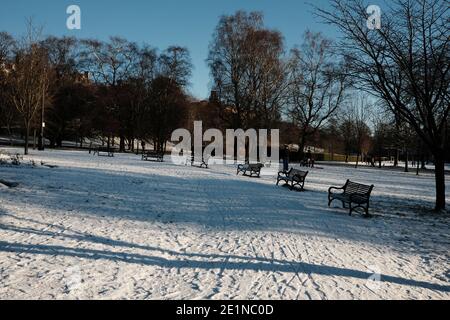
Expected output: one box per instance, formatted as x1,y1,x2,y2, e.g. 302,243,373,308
299,133,307,162
394,149,399,167
24,125,30,155
7,124,13,146
404,151,409,172
120,135,125,152
416,156,420,176
33,129,37,150
434,153,446,211
129,138,134,152
355,152,360,168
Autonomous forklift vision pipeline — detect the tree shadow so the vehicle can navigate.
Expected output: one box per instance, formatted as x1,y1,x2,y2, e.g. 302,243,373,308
0,239,448,293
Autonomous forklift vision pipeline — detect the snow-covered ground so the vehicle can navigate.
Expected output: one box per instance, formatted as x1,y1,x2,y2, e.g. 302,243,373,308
0,147,449,300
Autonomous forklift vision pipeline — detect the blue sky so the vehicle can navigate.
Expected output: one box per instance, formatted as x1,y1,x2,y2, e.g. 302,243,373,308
0,0,343,99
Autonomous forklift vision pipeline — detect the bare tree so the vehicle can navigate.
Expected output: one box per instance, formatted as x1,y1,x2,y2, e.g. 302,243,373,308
41,36,79,82
146,76,188,153
0,32,16,145
81,37,137,150
208,11,287,131
287,31,347,159
242,27,287,129
344,95,372,168
81,37,136,87
40,36,81,148
371,110,395,168
316,0,450,211
159,46,192,88
7,22,52,155
0,32,14,64
129,45,158,152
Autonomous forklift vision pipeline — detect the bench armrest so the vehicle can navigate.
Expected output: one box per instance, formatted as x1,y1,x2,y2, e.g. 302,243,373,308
328,186,345,194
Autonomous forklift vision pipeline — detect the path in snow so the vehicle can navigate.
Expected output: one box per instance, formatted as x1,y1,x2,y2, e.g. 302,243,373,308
0,148,449,299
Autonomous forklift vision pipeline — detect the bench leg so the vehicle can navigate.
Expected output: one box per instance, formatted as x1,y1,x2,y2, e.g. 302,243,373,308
328,194,334,208
364,203,370,217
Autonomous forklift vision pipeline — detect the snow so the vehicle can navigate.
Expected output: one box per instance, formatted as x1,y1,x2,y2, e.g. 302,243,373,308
0,147,449,300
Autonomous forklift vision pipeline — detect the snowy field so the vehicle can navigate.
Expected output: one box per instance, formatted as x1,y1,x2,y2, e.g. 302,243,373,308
0,147,449,300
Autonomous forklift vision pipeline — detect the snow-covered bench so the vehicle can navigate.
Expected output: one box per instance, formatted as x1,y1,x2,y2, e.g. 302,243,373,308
237,163,264,177
142,150,164,162
328,180,374,217
93,147,116,157
277,168,308,191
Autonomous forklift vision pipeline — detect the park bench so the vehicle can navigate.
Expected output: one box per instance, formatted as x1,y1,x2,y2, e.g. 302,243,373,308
328,180,374,216
142,150,164,162
190,154,210,168
237,163,264,177
276,168,309,191
93,147,116,157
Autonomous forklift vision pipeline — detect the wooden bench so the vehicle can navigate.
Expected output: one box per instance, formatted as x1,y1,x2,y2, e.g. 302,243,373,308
277,168,309,191
93,147,116,157
328,180,374,216
142,150,164,162
237,163,264,177
191,155,210,168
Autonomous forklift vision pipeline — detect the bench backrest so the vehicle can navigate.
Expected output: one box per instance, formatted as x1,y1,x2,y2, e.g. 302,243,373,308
344,180,374,195
249,163,264,170
288,169,308,180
